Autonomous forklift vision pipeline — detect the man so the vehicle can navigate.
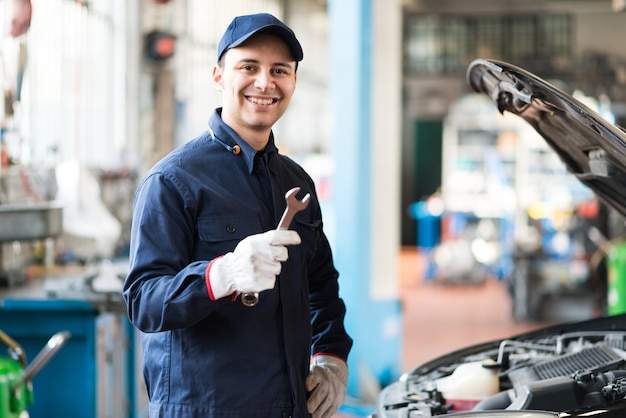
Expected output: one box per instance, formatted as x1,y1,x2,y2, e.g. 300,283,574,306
123,12,353,418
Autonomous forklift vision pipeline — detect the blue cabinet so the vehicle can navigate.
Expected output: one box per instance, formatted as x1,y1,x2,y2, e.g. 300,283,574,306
0,296,144,418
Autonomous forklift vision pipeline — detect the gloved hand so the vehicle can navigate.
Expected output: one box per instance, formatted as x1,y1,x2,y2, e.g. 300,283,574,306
306,355,349,418
207,229,301,300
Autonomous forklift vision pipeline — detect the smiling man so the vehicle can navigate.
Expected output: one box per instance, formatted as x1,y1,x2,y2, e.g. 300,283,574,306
123,12,353,418
214,31,297,149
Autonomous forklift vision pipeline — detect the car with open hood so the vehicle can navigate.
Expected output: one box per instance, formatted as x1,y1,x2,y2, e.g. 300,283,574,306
372,59,626,418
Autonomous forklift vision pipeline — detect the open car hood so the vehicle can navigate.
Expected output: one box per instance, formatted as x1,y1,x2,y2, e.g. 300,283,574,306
467,59,626,218
373,61,626,418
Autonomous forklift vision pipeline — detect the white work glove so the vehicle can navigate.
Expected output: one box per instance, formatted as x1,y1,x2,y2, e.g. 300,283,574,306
306,355,349,418
207,229,301,300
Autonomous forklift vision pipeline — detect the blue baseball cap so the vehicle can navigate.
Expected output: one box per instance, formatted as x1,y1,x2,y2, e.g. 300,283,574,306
217,13,303,63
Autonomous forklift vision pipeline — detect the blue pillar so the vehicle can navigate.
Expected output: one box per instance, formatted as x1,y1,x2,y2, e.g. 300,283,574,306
329,0,402,401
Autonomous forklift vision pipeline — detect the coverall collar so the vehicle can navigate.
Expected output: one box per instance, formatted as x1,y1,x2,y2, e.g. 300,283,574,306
209,108,279,175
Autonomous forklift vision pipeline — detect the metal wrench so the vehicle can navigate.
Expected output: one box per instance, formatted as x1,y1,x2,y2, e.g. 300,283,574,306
276,187,311,230
241,187,311,307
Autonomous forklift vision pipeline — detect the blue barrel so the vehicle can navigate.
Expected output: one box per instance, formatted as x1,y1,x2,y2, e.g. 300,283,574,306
409,200,441,250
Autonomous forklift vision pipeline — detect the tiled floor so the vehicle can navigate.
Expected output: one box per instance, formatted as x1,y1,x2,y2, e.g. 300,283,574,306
336,247,555,417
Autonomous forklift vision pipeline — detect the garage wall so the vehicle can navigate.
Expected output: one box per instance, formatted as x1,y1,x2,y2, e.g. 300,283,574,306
575,12,626,58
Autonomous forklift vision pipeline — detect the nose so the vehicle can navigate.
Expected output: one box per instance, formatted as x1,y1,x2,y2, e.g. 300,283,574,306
254,70,275,91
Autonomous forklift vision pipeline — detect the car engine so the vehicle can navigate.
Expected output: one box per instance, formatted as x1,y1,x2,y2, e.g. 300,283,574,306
374,329,626,417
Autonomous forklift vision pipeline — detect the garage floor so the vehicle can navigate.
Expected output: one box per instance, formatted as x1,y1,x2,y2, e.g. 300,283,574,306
336,247,555,417
397,247,554,370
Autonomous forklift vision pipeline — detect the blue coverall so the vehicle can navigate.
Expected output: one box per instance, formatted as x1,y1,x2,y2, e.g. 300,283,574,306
123,109,353,418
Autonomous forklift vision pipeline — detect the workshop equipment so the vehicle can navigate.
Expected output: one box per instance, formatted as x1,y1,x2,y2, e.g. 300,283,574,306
608,241,626,315
0,199,63,287
0,329,70,418
241,187,311,307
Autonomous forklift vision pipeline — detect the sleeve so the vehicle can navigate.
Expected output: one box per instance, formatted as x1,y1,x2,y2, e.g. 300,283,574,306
308,230,353,361
122,172,225,333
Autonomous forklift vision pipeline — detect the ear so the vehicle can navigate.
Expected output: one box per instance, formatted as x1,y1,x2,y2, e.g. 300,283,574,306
212,65,223,92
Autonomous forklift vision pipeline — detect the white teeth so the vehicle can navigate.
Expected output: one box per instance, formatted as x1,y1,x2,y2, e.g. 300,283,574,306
249,97,274,105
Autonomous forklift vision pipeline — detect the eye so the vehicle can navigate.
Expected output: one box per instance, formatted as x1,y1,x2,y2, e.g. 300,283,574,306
273,68,289,75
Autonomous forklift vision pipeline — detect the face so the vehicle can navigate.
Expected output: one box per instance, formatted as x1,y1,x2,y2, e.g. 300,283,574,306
213,33,298,149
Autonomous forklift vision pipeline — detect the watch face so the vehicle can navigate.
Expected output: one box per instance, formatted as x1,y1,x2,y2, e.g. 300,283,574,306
466,58,626,217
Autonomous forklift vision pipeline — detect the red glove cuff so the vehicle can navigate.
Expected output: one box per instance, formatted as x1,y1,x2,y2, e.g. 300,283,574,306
205,256,224,300
205,256,238,302
312,352,347,363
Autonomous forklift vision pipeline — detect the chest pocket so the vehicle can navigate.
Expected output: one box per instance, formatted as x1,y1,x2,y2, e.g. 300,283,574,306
293,218,321,262
197,214,262,257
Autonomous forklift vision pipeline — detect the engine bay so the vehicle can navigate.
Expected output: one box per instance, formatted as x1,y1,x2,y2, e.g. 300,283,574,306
375,330,626,417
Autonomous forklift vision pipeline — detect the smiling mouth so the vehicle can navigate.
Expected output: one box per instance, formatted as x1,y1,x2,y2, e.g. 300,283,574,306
247,96,277,105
